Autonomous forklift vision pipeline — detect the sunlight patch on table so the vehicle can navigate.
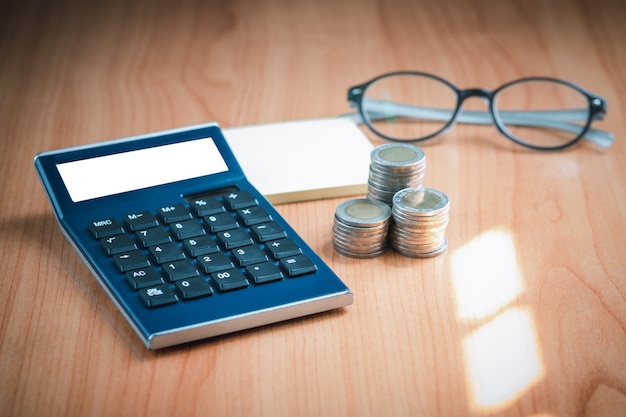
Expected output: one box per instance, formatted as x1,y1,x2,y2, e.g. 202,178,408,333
451,229,522,320
450,228,545,412
463,307,544,410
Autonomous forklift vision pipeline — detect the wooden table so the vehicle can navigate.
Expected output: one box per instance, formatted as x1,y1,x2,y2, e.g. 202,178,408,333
2,0,625,416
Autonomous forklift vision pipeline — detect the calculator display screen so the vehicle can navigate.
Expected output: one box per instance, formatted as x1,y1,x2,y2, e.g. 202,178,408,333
56,137,228,202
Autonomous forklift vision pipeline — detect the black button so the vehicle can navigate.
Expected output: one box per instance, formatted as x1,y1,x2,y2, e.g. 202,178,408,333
139,284,178,307
232,245,268,267
101,234,137,255
280,254,317,277
148,242,186,264
236,206,272,226
196,252,234,273
136,227,172,247
182,235,219,257
175,277,214,300
89,218,124,238
211,269,249,291
158,203,192,223
124,211,159,231
126,266,164,289
162,260,200,282
170,220,206,240
246,262,284,284
203,212,239,232
222,190,257,210
216,228,253,250
113,250,151,272
266,238,302,259
189,197,225,217
250,221,287,242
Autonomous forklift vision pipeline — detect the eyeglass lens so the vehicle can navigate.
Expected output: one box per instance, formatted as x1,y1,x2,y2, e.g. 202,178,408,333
494,79,590,148
360,74,592,148
362,74,457,141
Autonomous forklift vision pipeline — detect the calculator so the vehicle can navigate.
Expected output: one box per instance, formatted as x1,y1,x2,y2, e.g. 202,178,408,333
34,123,353,349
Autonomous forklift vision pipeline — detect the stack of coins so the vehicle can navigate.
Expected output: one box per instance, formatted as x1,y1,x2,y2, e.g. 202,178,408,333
390,187,450,258
332,198,392,258
367,143,426,205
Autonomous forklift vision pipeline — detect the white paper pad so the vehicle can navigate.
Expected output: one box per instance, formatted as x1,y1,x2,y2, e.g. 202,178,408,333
224,118,373,204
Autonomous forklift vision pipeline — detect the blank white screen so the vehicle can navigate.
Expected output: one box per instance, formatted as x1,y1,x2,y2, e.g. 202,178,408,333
57,137,229,202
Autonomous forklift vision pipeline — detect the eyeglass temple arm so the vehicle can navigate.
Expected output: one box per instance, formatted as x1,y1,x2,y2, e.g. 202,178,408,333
343,99,614,148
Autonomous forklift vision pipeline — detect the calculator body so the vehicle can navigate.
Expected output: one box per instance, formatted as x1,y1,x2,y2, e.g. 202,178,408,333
34,123,353,349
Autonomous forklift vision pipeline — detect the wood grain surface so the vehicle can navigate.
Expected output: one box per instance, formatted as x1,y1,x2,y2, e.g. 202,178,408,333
1,0,625,416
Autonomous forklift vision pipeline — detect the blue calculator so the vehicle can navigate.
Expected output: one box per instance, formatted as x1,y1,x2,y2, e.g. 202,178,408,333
35,123,353,349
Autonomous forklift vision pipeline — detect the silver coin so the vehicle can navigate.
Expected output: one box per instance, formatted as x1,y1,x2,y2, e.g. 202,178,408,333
389,187,450,258
391,214,449,229
333,198,392,258
392,188,449,216
366,190,398,204
335,198,391,227
371,143,426,169
332,231,388,246
333,244,389,259
332,229,389,243
368,177,424,192
367,144,427,206
392,238,448,258
333,222,389,236
391,238,446,252
390,227,446,241
332,232,388,248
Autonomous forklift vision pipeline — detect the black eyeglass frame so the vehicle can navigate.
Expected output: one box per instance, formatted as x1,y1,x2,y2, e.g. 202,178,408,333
347,71,609,151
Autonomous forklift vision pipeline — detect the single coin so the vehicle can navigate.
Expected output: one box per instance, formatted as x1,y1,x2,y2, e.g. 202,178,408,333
371,143,426,167
393,188,449,215
392,238,448,258
333,244,389,259
335,198,391,227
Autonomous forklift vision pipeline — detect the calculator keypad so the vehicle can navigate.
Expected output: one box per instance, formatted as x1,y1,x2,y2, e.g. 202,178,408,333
90,190,318,308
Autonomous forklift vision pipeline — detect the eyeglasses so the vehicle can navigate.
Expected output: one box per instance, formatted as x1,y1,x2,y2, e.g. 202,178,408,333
344,71,613,151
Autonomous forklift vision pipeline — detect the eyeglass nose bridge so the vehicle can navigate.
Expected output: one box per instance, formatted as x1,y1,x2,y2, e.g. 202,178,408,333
457,88,495,104
447,88,498,127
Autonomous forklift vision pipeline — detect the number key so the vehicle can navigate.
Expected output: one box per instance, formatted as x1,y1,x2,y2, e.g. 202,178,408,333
183,235,219,257
216,228,253,249
149,242,186,264
203,212,239,232
136,227,172,247
211,269,249,291
232,245,268,267
175,277,214,300
197,252,234,273
170,220,206,240
162,260,200,281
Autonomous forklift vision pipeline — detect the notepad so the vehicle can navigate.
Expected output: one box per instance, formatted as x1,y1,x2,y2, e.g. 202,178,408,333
223,118,373,204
